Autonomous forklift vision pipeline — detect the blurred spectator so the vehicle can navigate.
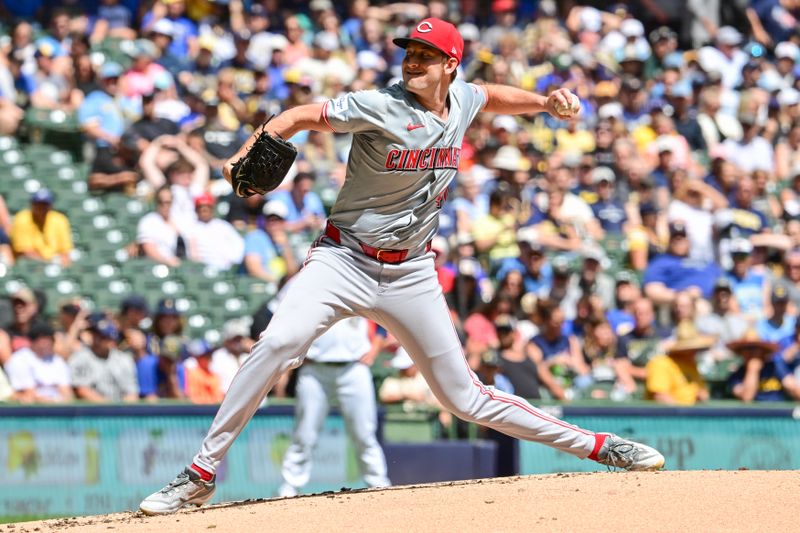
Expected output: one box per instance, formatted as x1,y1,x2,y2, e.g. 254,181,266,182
464,292,515,362
559,247,615,319
117,295,151,367
5,322,72,403
69,319,139,402
775,248,800,310
725,239,769,321
746,0,800,47
643,221,721,305
186,193,244,270
697,87,743,150
226,192,266,231
495,239,552,297
757,285,796,342
53,301,89,359
77,62,127,149
473,189,520,269
696,278,749,361
728,329,799,402
646,321,713,406
0,288,42,365
606,271,640,336
141,0,198,59
136,185,186,267
184,339,223,404
527,299,591,400
243,200,299,283
138,333,186,400
87,131,141,192
529,188,582,252
10,189,73,267
494,314,540,399
583,317,621,397
267,172,326,236
126,91,179,148
91,0,137,43
590,167,626,234
722,111,775,174
627,201,667,271
30,39,79,111
615,297,671,395
187,93,248,174
378,347,438,408
210,318,252,394
140,135,210,232
668,178,728,264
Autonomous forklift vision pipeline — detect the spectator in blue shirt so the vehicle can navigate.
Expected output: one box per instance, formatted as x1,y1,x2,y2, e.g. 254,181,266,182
590,166,627,234
757,285,797,343
243,201,299,284
141,0,198,59
606,271,639,336
77,62,127,148
495,240,553,297
725,238,769,321
644,221,722,305
714,175,770,240
267,172,326,234
137,334,186,400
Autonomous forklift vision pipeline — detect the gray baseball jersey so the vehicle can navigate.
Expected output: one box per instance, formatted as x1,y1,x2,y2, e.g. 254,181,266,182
322,79,486,250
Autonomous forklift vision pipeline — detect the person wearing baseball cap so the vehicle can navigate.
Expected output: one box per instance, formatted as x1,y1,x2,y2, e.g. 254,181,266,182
69,319,140,403
9,188,73,267
141,15,662,516
4,321,73,403
187,192,245,270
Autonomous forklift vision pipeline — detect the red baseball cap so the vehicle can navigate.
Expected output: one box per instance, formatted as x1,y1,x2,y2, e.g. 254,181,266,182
194,192,215,208
393,18,464,64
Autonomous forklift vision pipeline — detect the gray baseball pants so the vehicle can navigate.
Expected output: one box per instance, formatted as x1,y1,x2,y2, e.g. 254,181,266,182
193,239,602,473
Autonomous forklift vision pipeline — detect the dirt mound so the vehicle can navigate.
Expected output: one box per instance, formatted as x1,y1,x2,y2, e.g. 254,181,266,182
5,471,798,533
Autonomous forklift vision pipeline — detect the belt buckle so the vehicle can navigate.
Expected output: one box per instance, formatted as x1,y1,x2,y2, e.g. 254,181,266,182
375,249,388,262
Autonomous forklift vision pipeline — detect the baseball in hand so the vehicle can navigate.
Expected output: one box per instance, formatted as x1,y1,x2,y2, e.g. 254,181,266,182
555,93,580,118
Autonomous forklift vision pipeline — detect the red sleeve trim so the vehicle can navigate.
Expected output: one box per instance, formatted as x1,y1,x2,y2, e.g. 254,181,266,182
321,100,337,132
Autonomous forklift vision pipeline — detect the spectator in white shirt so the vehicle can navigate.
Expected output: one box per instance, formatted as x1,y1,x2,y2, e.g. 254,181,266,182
5,322,72,403
136,185,185,267
187,193,245,270
210,318,253,393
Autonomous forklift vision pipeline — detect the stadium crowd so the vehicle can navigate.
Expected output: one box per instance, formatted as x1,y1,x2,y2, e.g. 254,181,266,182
1,0,800,411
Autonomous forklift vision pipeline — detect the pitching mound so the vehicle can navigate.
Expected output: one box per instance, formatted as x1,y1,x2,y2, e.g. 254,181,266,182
5,470,798,532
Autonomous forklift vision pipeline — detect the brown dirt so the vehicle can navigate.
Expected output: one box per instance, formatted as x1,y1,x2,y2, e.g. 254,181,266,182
4,471,797,533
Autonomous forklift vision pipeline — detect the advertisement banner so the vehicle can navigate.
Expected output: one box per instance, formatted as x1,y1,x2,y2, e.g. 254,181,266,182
0,411,354,521
519,415,800,474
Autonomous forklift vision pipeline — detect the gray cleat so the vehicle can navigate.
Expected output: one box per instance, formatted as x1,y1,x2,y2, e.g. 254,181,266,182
139,467,216,515
595,434,665,471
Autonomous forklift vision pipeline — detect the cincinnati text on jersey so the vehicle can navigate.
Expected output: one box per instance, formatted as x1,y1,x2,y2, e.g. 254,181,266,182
384,147,461,171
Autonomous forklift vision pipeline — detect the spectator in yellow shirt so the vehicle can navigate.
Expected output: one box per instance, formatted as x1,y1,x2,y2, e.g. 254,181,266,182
10,189,73,266
646,321,714,406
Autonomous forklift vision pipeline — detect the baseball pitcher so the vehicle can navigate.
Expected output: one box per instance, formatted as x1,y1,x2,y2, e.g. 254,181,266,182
140,18,664,515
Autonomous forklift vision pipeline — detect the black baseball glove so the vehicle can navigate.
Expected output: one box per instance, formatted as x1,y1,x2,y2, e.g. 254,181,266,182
229,120,297,198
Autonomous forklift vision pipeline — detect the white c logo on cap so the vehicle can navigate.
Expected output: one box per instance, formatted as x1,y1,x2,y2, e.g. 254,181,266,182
417,21,434,33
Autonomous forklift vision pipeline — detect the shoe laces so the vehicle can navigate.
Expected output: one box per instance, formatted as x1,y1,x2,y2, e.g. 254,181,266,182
600,438,638,471
160,471,191,495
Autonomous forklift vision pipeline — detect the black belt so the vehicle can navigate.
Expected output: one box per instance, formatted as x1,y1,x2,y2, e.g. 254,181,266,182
306,360,353,366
